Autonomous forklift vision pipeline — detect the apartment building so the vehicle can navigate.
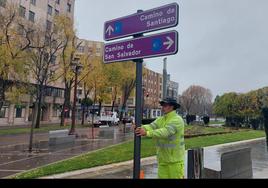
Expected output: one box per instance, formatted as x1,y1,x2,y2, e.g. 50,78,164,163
142,68,163,118
0,0,76,126
167,74,179,100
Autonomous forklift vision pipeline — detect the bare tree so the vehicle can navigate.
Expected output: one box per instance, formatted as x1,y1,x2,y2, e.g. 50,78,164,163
26,23,64,129
180,85,213,115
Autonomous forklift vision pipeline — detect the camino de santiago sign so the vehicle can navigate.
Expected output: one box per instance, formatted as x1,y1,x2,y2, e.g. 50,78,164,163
104,3,179,41
104,30,178,63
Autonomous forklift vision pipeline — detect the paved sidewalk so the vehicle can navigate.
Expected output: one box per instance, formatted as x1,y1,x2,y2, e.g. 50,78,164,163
0,127,133,178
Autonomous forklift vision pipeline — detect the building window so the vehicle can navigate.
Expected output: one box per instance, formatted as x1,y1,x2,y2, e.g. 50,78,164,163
0,0,6,7
78,46,84,53
45,88,52,96
51,55,56,65
53,105,58,117
17,24,25,36
30,0,36,6
55,9,59,16
67,3,72,12
19,6,26,18
47,5,53,15
127,98,134,105
78,89,82,95
52,88,63,98
88,47,93,55
29,11,35,22
56,0,60,5
45,36,50,45
96,47,101,54
0,107,7,118
15,107,23,118
46,20,52,32
117,98,121,105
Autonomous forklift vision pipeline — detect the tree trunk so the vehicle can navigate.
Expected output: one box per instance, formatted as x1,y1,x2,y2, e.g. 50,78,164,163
81,106,85,125
29,102,38,152
263,118,268,150
60,102,66,126
119,99,127,121
91,90,97,139
0,78,5,112
35,85,44,129
98,100,102,116
111,100,115,112
111,87,117,112
60,85,71,126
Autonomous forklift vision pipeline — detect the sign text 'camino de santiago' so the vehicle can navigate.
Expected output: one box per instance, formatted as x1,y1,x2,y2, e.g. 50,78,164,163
104,3,179,41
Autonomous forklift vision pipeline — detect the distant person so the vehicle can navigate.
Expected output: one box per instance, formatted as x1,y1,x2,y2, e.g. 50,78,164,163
186,114,191,125
135,98,185,179
203,115,210,126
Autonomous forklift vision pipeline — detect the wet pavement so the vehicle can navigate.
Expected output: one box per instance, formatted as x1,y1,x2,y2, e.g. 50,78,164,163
204,138,268,178
0,127,134,178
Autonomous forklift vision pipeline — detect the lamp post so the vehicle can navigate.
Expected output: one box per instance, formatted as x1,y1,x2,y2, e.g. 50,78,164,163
69,58,82,135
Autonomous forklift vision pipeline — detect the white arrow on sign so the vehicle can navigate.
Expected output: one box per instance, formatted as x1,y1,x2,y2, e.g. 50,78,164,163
163,37,174,50
106,25,114,36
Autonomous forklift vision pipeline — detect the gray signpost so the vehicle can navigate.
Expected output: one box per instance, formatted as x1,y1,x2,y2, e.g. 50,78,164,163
104,3,179,179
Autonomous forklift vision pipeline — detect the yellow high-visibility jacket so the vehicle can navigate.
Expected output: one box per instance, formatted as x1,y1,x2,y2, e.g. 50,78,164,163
142,110,185,164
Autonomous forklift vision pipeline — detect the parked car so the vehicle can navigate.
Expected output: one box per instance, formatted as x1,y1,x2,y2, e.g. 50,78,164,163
99,111,120,126
122,116,133,124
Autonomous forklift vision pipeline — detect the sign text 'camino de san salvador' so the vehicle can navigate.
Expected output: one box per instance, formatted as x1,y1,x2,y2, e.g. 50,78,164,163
104,30,178,63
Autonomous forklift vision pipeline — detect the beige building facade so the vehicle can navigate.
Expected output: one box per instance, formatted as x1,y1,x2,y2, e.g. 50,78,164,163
0,0,76,126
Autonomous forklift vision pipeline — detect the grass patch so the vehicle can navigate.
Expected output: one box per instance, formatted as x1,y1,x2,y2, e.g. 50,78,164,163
12,130,265,179
209,120,225,125
185,125,234,135
0,124,88,136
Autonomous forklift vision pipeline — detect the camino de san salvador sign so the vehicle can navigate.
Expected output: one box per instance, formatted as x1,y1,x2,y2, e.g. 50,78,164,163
104,30,178,63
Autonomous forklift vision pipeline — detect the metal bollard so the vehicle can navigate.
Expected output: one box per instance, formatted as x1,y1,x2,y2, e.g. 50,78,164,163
187,148,204,179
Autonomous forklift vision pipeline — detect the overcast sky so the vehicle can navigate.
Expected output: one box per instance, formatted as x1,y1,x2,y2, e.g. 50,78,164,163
74,0,268,98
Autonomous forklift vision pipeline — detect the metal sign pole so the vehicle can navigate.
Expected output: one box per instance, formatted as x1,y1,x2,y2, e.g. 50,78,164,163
133,10,144,180
133,58,143,179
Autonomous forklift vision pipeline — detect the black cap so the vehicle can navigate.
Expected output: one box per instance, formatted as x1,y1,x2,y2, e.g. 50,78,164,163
159,98,180,109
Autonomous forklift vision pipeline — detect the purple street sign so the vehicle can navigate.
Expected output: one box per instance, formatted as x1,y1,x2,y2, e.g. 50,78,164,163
104,30,178,63
104,3,179,41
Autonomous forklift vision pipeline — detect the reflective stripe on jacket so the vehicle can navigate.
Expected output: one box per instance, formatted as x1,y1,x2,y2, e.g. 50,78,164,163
142,111,185,164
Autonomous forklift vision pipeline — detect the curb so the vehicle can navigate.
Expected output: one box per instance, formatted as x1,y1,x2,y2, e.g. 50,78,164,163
204,137,266,149
40,156,157,179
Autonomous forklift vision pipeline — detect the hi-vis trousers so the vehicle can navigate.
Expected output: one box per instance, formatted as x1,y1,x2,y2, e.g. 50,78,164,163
158,161,184,179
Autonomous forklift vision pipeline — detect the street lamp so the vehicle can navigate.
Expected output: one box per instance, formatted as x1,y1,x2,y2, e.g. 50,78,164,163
69,58,83,135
